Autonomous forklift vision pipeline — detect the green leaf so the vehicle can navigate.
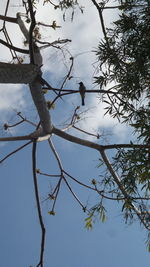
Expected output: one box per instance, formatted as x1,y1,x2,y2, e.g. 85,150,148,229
99,206,106,223
85,213,94,230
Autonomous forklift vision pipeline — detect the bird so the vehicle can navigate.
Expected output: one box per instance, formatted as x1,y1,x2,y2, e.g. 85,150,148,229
79,82,86,106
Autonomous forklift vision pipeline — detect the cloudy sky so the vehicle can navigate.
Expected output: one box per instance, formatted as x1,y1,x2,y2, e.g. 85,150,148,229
0,0,129,140
0,1,149,267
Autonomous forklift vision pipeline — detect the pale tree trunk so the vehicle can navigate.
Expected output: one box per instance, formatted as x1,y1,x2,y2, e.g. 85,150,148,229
0,13,52,135
0,60,52,134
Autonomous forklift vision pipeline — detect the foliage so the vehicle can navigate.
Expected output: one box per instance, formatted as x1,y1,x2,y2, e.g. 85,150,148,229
43,0,84,20
85,203,106,230
91,0,150,247
95,0,150,121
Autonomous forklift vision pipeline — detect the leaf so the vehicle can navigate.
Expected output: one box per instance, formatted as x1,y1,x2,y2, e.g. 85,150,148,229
85,213,93,230
99,206,106,223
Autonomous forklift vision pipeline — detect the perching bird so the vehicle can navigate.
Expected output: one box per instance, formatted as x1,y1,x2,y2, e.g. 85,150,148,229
79,82,86,106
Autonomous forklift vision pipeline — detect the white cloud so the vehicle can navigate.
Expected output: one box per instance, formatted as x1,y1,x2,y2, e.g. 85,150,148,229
0,84,26,121
70,95,130,142
0,0,128,142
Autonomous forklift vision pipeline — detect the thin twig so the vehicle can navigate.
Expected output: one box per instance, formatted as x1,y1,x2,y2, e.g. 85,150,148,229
0,39,29,54
0,141,32,164
3,0,11,28
102,4,148,10
64,171,125,201
90,0,109,45
51,179,61,212
37,171,60,178
3,119,24,130
3,28,19,60
59,56,74,95
73,125,100,139
17,112,37,127
47,138,64,211
63,175,86,210
48,138,63,171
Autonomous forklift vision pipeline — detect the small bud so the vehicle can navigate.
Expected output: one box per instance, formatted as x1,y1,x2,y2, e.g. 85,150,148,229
48,210,55,215
91,179,97,185
25,18,31,23
42,89,48,94
83,207,86,212
54,5,59,9
48,194,55,200
3,123,8,130
47,101,55,110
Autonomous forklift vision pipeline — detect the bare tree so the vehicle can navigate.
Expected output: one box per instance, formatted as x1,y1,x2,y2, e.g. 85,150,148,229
0,0,150,266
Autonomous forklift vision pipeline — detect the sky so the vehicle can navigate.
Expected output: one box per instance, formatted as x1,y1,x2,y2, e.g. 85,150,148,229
0,1,149,267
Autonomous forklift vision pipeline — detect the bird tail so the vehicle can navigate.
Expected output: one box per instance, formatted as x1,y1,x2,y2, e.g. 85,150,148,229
82,98,85,106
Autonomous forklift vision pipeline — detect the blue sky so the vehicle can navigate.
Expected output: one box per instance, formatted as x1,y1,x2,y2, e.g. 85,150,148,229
0,0,150,267
0,140,150,267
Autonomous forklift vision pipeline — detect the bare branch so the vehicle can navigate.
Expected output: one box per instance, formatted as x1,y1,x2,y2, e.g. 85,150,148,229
0,135,34,142
48,138,63,171
52,126,102,151
64,170,97,191
47,138,64,212
52,127,150,151
102,4,148,10
100,149,150,230
73,125,100,139
37,170,60,178
90,0,109,44
42,87,119,95
48,138,86,211
3,120,24,130
0,141,32,164
27,0,36,64
37,38,71,50
16,112,37,127
0,39,29,54
64,171,150,201
59,56,74,94
3,0,11,28
63,175,86,210
0,14,17,24
32,141,46,267
17,12,29,41
37,21,61,29
103,144,150,150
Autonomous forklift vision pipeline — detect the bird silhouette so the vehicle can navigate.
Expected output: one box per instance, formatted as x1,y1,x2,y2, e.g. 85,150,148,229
79,82,86,106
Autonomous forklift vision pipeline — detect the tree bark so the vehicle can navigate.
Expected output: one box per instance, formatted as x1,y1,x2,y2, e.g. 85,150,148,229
0,62,39,84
